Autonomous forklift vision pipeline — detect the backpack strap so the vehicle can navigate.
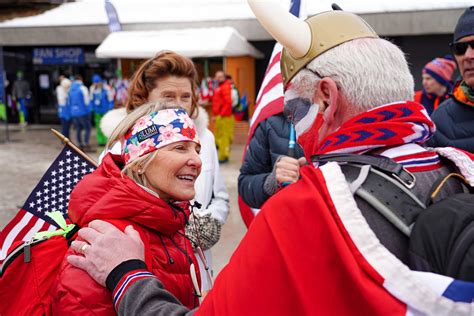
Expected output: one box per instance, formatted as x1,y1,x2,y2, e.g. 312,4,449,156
425,172,473,206
312,154,425,236
312,153,416,189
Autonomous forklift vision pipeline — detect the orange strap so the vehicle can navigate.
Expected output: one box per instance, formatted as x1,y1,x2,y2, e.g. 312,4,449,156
433,97,440,110
414,91,422,104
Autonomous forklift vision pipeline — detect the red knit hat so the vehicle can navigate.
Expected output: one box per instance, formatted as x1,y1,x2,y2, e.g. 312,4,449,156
422,57,457,87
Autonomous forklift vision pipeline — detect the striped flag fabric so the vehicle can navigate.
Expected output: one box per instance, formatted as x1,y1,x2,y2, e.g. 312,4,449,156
238,0,301,227
198,156,474,315
0,144,96,260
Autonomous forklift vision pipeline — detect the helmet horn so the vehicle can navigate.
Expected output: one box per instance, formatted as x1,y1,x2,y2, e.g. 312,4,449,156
248,0,311,58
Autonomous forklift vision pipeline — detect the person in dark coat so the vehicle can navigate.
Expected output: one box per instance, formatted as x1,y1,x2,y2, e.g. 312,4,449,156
238,112,305,209
428,7,474,152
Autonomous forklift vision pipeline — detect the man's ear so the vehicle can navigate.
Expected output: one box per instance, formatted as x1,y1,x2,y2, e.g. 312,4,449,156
314,78,339,125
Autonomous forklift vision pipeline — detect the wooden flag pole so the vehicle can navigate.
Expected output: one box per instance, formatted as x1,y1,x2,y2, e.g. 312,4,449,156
50,129,99,168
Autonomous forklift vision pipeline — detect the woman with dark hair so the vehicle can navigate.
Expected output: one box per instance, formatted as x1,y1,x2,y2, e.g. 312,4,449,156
101,51,229,293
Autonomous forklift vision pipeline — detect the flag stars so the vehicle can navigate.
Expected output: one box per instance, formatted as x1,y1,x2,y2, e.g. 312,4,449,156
14,147,96,239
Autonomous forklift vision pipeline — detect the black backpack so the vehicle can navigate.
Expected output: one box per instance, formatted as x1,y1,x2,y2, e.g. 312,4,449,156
312,153,474,282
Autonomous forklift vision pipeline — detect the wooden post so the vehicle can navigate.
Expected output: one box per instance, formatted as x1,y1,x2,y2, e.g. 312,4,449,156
50,129,98,167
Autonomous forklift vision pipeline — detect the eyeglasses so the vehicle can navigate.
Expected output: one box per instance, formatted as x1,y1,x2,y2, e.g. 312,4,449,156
450,40,474,55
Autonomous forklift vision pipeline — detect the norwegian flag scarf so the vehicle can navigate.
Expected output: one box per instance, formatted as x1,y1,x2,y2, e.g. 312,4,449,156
317,101,435,155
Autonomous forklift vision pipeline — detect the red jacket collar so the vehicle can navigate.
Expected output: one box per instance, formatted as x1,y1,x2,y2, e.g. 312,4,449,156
68,153,189,235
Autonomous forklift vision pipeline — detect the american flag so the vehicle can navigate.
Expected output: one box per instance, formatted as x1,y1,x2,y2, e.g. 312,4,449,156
0,144,96,260
238,0,301,227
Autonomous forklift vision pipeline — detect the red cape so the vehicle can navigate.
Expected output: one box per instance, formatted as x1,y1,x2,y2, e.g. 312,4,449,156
199,165,404,315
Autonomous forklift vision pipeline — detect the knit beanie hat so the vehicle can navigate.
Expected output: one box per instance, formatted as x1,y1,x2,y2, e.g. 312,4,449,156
454,7,474,42
423,57,457,87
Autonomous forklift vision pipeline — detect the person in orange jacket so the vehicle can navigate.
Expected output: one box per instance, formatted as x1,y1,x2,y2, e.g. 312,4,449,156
211,71,234,163
414,56,456,115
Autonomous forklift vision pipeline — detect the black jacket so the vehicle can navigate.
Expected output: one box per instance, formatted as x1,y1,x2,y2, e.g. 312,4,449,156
427,86,474,153
238,113,304,208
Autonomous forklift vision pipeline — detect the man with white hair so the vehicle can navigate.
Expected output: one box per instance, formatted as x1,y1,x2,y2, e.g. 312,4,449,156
66,3,474,315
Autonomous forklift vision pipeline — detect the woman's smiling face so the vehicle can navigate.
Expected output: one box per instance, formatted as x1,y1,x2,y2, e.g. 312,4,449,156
144,141,201,202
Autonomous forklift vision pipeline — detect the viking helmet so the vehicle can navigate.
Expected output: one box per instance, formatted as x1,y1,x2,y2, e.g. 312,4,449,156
248,1,379,86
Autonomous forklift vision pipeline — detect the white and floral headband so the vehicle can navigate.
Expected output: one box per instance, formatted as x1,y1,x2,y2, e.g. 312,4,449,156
122,108,199,165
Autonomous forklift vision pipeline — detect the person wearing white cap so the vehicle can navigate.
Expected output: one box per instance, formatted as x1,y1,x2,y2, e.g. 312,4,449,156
66,2,474,315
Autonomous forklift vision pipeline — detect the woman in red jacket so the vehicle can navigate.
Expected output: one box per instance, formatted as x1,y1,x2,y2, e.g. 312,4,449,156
51,102,202,315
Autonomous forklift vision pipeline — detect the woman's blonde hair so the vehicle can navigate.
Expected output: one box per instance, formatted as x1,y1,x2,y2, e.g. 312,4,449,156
107,101,184,186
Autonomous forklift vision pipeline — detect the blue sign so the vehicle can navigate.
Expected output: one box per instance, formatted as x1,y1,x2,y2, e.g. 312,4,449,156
105,0,122,32
33,47,85,65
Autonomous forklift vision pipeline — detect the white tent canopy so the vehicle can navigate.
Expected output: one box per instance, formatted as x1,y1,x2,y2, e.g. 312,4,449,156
95,27,264,59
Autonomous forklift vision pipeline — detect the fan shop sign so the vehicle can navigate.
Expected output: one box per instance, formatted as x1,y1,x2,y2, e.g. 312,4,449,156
33,47,85,65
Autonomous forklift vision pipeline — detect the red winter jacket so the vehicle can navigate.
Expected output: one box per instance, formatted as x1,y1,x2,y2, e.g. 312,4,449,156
51,154,200,315
212,80,233,117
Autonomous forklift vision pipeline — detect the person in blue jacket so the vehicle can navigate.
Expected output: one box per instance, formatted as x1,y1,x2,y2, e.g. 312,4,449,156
68,75,91,151
90,74,113,146
238,110,305,209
